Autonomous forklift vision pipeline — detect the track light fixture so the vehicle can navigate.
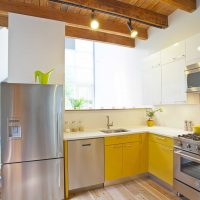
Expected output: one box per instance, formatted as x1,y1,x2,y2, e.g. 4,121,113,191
127,19,138,38
90,10,99,30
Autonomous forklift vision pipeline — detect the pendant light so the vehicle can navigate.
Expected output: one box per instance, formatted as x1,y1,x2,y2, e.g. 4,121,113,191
127,19,138,38
90,10,99,30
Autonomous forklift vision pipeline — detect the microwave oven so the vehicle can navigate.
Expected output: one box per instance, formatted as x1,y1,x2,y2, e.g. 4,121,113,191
185,63,200,93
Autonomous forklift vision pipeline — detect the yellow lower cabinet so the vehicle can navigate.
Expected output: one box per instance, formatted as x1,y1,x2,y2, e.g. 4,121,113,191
105,144,123,181
64,141,68,199
140,133,148,174
105,134,144,181
122,142,140,177
148,141,173,185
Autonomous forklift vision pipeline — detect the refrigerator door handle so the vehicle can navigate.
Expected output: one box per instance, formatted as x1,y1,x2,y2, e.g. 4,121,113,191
57,112,62,157
58,159,61,188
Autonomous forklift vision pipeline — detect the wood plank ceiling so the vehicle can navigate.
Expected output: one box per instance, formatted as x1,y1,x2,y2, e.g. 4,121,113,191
0,0,196,47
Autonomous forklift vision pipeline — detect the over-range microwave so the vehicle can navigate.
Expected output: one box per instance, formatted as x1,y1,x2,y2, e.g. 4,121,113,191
185,63,200,93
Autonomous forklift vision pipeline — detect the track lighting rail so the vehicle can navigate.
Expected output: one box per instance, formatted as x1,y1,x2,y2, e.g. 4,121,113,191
49,0,163,29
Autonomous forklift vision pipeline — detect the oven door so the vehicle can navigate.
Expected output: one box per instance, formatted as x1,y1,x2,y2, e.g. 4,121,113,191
185,67,200,92
174,149,200,191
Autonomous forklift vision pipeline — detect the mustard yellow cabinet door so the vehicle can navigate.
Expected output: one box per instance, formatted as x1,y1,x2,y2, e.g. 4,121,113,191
105,144,123,181
122,142,140,177
140,133,148,174
148,141,173,185
64,141,68,199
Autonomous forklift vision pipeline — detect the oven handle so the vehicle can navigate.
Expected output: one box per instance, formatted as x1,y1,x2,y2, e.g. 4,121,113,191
174,150,200,163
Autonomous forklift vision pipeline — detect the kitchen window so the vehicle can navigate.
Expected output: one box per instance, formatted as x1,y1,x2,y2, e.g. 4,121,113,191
65,38,143,110
65,38,95,109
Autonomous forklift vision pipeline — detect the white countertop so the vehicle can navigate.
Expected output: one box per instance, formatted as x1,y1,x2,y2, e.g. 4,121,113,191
63,126,190,141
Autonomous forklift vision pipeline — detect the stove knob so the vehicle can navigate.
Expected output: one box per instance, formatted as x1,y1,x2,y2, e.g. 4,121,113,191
186,144,191,148
178,141,182,147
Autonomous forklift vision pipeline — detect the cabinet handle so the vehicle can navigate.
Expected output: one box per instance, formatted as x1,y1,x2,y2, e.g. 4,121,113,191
154,136,166,140
160,146,173,151
124,144,133,148
82,144,91,147
113,145,122,148
174,54,185,61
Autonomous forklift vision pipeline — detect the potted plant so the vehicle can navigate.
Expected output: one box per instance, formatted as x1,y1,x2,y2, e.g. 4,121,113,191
146,108,162,127
69,98,91,109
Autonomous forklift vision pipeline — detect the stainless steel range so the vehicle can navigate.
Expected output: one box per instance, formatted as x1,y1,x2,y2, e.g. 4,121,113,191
174,134,200,200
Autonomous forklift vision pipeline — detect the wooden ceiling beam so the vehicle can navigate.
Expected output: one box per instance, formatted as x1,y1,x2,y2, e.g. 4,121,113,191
66,26,135,48
64,11,148,40
0,14,8,27
57,0,168,28
0,14,135,47
160,0,196,12
0,0,147,40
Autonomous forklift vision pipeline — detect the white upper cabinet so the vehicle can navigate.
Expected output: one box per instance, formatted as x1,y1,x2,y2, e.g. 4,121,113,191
161,41,185,65
162,58,187,104
151,66,162,105
148,52,161,68
186,33,200,65
143,52,162,105
143,64,153,105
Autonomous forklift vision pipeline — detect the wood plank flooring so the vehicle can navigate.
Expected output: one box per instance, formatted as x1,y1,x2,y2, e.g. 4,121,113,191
69,177,181,200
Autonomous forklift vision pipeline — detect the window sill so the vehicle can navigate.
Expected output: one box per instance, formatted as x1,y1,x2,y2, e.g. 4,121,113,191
65,106,152,111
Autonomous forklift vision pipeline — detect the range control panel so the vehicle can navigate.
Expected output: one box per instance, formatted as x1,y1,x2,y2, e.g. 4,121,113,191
174,137,200,155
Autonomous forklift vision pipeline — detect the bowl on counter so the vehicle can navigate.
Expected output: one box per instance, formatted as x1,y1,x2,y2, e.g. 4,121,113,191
193,125,200,134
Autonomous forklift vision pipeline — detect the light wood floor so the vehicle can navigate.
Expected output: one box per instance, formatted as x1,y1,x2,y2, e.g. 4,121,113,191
69,177,181,200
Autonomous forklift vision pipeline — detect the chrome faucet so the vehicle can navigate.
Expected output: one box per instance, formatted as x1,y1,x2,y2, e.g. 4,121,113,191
106,115,113,129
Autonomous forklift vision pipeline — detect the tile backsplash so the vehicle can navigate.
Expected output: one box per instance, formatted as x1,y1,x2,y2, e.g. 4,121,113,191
65,105,200,131
64,109,146,130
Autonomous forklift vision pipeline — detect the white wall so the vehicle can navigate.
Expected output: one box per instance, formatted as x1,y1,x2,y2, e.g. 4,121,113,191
65,109,146,130
8,13,65,84
95,42,145,108
0,27,8,82
155,105,200,129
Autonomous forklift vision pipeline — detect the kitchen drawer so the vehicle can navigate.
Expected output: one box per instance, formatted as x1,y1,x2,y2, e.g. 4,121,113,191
149,134,173,147
105,134,141,145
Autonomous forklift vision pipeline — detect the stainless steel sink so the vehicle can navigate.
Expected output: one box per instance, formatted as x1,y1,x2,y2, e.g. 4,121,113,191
100,128,129,134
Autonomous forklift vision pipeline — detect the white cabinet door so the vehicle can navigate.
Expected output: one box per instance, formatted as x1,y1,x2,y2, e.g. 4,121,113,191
162,58,186,104
186,33,200,65
151,66,162,105
143,53,161,105
148,52,161,68
161,41,185,65
143,65,153,105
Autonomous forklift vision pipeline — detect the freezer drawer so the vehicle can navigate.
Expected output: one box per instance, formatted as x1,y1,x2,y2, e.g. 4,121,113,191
68,138,104,190
1,158,64,200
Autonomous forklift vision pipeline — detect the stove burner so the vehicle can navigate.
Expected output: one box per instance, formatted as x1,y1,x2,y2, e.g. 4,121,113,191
178,133,200,141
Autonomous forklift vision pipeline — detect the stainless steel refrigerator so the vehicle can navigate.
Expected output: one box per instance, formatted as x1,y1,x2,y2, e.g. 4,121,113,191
0,83,64,200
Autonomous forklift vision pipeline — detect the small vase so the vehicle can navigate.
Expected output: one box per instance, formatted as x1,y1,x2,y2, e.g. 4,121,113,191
147,119,155,127
34,69,54,84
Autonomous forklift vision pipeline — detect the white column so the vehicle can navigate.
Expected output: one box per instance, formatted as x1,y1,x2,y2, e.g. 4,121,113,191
8,13,65,84
0,27,8,82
